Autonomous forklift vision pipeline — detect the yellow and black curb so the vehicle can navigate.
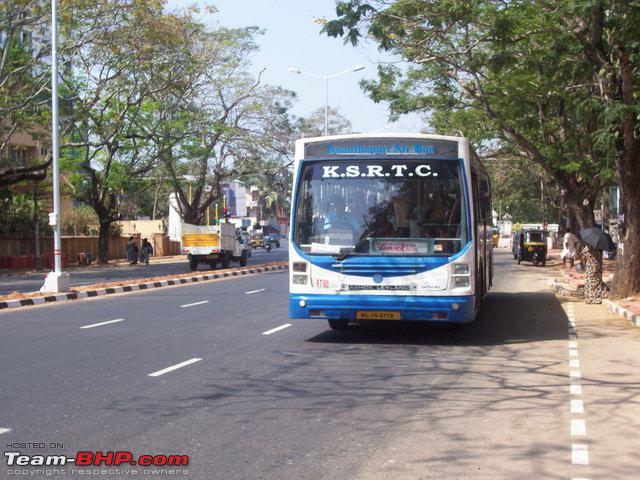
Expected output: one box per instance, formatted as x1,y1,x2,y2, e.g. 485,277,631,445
0,263,288,311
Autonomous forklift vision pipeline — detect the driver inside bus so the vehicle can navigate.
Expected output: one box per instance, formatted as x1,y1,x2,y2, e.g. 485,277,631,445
323,195,361,234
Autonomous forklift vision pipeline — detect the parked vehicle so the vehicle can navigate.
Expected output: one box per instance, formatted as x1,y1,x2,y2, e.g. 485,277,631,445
513,229,548,266
182,222,248,271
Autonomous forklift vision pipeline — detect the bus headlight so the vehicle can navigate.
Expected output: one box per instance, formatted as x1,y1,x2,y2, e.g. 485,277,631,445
454,276,470,288
453,263,470,275
293,262,307,272
293,274,308,285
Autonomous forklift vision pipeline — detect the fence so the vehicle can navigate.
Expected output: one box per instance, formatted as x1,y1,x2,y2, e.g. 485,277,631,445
0,234,181,266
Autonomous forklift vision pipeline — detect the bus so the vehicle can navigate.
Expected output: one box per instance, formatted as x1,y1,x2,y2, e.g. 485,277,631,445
288,134,492,329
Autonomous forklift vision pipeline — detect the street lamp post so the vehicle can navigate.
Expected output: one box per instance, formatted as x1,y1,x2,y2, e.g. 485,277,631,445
41,0,69,292
288,65,364,135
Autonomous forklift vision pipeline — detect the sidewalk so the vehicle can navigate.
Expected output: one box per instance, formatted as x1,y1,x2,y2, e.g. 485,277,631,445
0,254,186,276
565,299,640,479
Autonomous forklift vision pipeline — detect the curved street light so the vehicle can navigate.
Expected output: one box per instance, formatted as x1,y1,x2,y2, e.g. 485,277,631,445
288,65,365,135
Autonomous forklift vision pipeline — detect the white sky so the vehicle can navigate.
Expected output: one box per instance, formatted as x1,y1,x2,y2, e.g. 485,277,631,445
166,0,425,134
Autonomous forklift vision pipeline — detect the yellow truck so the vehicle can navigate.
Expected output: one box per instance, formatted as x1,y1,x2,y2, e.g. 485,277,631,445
181,222,248,271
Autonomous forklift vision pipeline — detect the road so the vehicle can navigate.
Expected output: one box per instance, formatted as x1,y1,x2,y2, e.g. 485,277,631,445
1,249,638,479
0,244,288,295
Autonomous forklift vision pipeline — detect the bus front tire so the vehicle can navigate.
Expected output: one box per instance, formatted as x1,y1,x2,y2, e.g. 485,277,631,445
328,319,349,330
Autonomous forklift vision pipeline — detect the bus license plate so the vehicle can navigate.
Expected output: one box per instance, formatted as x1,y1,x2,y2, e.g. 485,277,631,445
356,311,400,321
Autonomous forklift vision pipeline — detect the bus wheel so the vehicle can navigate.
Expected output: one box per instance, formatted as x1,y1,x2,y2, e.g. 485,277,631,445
328,319,349,330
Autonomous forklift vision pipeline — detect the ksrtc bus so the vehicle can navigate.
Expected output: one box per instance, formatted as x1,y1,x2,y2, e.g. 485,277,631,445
288,134,492,329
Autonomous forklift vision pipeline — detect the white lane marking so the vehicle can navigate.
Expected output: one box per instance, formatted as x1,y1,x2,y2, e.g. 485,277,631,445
262,324,292,335
571,444,589,465
570,358,580,368
571,399,584,413
569,341,578,348
148,358,202,377
0,428,11,435
569,349,578,357
570,370,582,380
180,300,209,308
569,333,577,340
245,288,266,295
571,419,587,436
570,384,583,395
80,319,124,329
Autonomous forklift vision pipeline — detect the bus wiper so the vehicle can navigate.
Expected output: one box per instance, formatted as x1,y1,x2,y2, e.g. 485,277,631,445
335,230,374,261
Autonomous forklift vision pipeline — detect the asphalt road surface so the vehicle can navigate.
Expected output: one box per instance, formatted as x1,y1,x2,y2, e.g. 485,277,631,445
0,249,638,479
0,244,288,295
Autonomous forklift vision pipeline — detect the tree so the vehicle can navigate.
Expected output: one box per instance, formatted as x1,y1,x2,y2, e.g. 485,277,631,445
61,1,201,262
323,1,640,295
553,1,640,295
294,106,353,137
0,1,52,186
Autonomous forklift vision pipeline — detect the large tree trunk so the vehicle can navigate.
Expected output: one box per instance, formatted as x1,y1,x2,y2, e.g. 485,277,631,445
612,149,640,296
98,221,111,264
563,192,596,232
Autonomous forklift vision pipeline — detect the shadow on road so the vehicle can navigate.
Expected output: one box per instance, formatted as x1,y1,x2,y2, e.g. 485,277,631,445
307,290,570,347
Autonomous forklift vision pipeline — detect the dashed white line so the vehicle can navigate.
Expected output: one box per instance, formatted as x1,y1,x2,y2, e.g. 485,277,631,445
569,340,578,348
571,399,584,414
245,288,266,295
80,319,124,329
570,384,583,395
179,300,209,308
262,324,292,335
571,419,587,436
571,444,589,465
0,428,11,435
570,358,580,368
570,370,582,380
569,349,578,357
148,358,202,377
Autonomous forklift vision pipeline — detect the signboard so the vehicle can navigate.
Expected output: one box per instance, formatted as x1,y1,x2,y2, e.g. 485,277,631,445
305,138,459,159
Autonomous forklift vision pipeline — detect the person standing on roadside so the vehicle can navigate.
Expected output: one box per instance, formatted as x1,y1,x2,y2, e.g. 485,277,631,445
561,228,579,268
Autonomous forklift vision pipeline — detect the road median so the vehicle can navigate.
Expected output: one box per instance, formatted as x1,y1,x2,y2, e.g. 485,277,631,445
0,261,288,311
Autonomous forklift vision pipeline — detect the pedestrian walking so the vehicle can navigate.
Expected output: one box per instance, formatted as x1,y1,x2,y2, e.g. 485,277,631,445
582,244,607,304
126,236,138,265
561,228,579,268
139,238,153,265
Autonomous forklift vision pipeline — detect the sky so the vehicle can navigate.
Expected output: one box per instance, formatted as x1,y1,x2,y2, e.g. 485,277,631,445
166,0,425,134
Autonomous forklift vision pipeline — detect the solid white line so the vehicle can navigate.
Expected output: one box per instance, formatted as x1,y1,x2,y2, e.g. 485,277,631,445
570,349,578,357
180,300,209,308
570,358,581,368
0,428,10,435
245,288,266,295
80,319,124,329
570,384,583,395
571,444,589,465
571,399,584,413
262,324,292,335
148,358,202,377
570,370,582,380
569,341,578,348
571,419,587,436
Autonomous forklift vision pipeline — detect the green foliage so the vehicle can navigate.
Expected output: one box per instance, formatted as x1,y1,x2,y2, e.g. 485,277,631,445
0,187,52,237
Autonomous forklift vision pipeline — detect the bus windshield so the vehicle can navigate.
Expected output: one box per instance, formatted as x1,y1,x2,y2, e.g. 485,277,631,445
293,159,468,256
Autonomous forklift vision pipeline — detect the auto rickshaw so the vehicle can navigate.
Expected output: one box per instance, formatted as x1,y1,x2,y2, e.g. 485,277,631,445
514,229,548,266
250,230,265,249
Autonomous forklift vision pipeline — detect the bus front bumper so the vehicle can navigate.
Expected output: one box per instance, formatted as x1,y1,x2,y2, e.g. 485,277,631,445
289,294,475,323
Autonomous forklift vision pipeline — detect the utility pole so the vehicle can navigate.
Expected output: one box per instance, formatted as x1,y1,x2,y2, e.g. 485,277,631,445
41,0,69,292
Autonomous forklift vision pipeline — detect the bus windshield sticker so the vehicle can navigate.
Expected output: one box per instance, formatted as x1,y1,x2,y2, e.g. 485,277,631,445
321,164,438,179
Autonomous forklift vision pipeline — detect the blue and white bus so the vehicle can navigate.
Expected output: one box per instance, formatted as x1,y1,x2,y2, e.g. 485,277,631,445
288,134,492,329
